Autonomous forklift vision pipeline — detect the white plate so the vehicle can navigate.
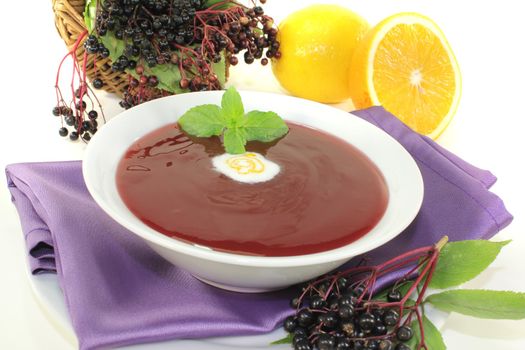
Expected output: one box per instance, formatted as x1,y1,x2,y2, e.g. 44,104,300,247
28,271,449,349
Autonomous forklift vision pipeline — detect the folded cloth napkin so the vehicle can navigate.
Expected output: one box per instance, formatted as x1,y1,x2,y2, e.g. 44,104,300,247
6,106,512,350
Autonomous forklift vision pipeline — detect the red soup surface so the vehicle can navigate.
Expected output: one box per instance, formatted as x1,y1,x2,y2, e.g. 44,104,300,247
116,122,388,256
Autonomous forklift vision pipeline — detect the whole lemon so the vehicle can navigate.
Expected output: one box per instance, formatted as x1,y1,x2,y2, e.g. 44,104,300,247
272,5,370,103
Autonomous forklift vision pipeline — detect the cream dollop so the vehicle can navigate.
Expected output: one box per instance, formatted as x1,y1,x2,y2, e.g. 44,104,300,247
212,152,280,184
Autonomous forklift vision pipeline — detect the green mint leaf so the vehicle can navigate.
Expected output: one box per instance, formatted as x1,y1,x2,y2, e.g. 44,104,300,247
429,240,510,289
178,105,225,137
426,289,525,319
406,315,446,350
244,111,289,142
224,127,247,154
270,334,293,345
222,86,245,128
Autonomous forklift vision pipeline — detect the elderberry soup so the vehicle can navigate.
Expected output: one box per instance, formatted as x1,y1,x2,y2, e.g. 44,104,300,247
116,122,388,256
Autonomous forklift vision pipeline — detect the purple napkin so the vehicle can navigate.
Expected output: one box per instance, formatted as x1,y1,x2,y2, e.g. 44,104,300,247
6,106,512,349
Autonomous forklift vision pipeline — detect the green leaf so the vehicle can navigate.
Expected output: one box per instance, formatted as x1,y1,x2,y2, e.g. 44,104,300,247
270,334,293,345
224,127,247,154
98,33,125,62
406,315,446,350
244,111,289,142
212,55,227,88
426,289,525,319
143,63,183,93
222,86,244,127
204,0,236,10
178,105,225,137
177,87,287,154
84,0,97,32
429,240,510,289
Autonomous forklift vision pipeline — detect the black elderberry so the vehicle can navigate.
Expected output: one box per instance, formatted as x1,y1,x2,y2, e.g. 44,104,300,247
297,309,315,327
396,325,413,342
253,6,264,16
52,106,61,116
88,110,98,120
317,333,336,350
290,297,301,309
69,131,79,141
293,327,307,338
372,322,387,336
372,308,385,320
82,121,92,131
115,30,124,40
387,289,402,302
338,305,354,320
293,333,308,346
294,339,312,350
58,127,68,137
82,132,91,141
383,309,399,326
283,315,297,332
358,312,376,331
62,107,73,117
338,295,355,308
320,311,338,329
65,116,75,126
310,295,327,310
366,339,380,350
335,336,352,350
92,78,103,89
76,100,87,111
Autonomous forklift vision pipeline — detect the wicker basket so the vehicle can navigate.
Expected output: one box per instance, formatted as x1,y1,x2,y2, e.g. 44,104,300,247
52,0,128,97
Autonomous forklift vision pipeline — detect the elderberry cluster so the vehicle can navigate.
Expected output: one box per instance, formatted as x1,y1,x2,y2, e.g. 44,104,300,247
88,0,280,108
285,277,414,350
52,87,101,142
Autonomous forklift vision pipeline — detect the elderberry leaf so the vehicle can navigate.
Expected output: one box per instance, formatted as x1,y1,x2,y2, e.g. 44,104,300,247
83,0,97,32
244,111,289,142
221,87,244,127
426,289,525,319
270,333,293,345
178,105,225,137
224,127,247,154
204,0,236,10
429,240,510,289
98,33,125,62
406,315,446,350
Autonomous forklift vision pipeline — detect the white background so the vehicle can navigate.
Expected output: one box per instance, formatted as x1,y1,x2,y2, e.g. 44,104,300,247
1,0,525,349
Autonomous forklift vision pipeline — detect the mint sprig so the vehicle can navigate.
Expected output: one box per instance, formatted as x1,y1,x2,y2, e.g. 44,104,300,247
178,87,288,154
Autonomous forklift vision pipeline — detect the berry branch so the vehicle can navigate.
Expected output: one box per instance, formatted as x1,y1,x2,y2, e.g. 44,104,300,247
282,236,449,350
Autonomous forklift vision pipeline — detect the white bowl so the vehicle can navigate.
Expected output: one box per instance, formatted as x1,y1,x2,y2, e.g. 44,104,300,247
83,91,423,293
